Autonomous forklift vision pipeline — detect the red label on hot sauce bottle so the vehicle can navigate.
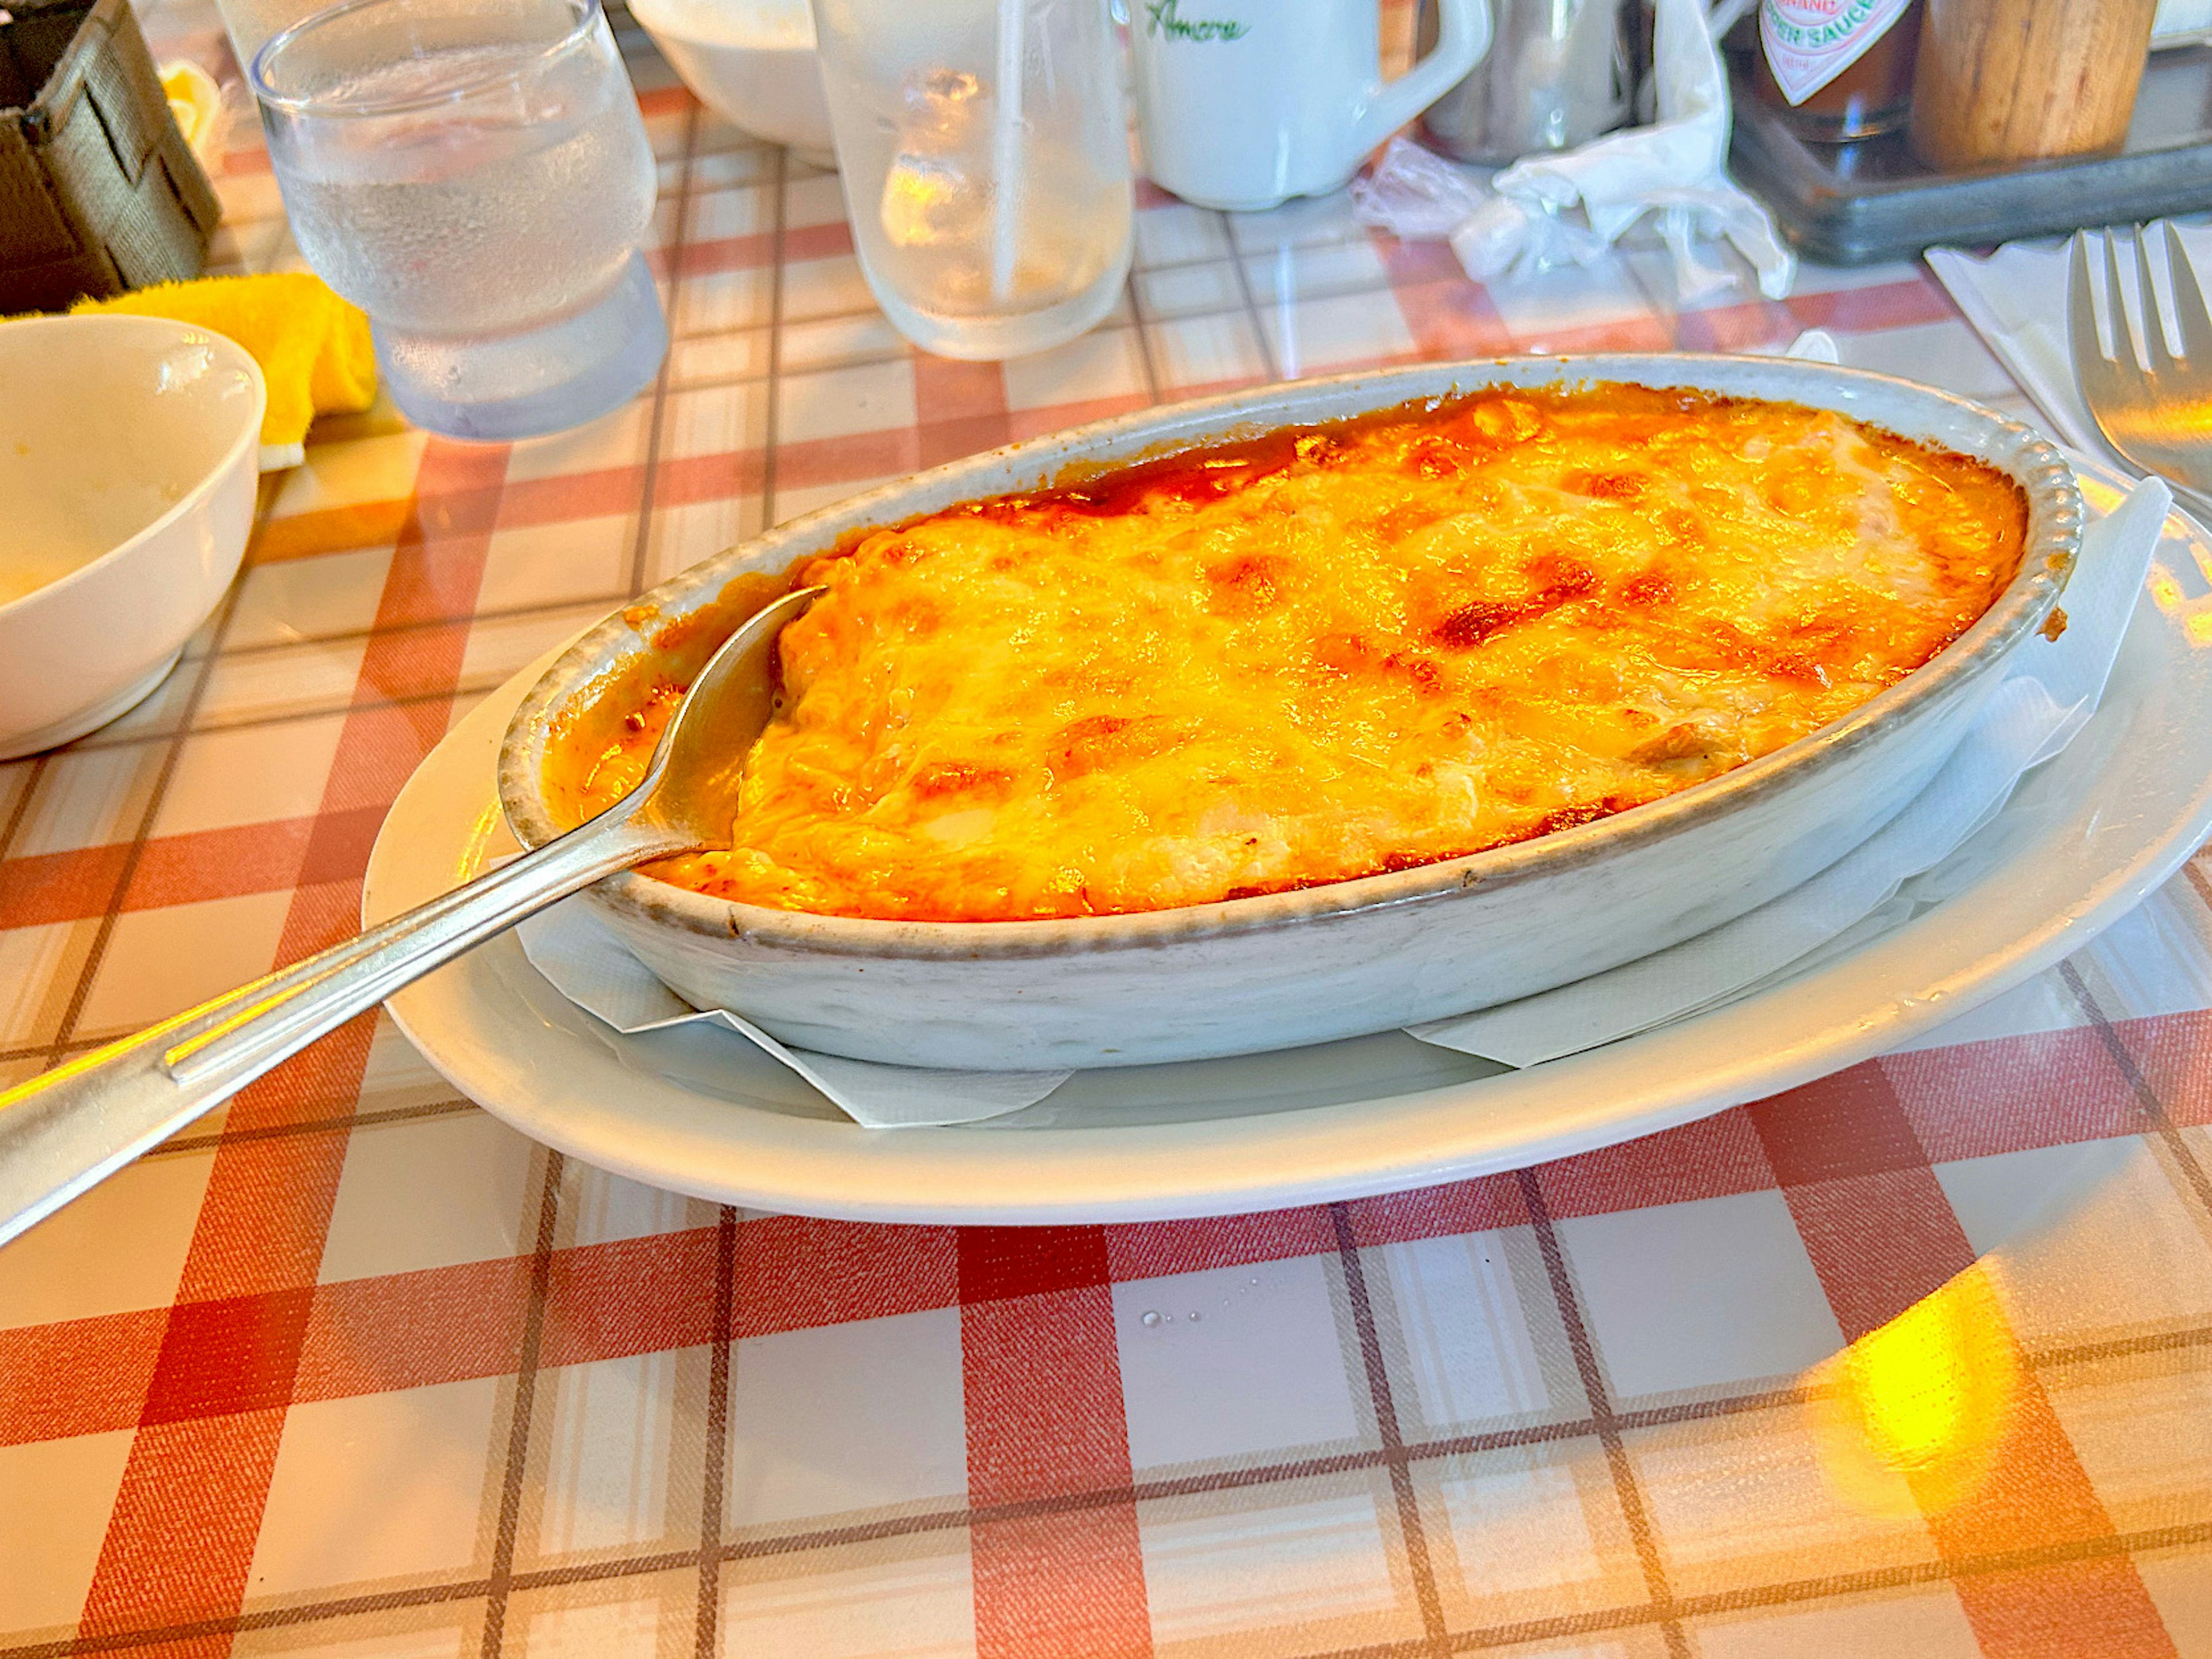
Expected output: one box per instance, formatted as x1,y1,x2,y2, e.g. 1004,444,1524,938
1756,0,1923,140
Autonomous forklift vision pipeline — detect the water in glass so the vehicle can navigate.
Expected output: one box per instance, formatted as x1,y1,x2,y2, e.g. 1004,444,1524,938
256,0,666,439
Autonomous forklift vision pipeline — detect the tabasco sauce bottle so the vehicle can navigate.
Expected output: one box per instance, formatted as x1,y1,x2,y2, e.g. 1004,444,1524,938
1755,0,1923,141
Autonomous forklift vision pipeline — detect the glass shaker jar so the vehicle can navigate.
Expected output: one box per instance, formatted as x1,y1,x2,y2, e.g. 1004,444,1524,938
1753,0,1923,142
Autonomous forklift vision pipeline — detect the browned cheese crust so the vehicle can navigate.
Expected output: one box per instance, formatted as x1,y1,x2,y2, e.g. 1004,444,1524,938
550,385,2028,922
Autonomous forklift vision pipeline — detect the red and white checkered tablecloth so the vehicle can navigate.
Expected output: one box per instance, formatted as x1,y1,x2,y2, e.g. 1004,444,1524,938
7,9,2212,1656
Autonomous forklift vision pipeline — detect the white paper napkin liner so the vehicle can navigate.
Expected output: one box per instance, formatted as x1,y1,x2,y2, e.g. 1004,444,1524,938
1410,475,2172,1068
512,904,1072,1127
1770,328,1839,365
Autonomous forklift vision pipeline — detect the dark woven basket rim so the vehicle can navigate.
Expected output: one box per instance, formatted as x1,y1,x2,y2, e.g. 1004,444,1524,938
0,0,216,310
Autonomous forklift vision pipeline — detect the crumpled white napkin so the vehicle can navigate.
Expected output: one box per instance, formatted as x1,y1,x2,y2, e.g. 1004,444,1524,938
1410,472,2172,1067
1350,0,1793,301
514,904,1073,1127
1929,222,2212,459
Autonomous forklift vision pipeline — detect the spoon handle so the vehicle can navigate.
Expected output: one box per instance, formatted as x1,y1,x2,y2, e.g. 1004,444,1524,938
0,810,691,1249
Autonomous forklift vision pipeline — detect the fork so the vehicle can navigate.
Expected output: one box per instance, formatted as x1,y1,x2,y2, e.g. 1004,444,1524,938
2067,222,2212,522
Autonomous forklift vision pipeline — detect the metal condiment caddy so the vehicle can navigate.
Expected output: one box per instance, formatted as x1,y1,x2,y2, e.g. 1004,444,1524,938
1727,37,2212,266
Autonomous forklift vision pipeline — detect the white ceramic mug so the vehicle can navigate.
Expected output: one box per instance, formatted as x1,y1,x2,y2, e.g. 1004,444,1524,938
1130,0,1491,212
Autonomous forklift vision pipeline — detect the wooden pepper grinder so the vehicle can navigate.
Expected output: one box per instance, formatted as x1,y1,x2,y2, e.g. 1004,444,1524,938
1910,0,2160,171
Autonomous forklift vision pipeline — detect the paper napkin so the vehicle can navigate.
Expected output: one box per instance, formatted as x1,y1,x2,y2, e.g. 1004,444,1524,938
1410,473,2172,1067
514,903,1073,1127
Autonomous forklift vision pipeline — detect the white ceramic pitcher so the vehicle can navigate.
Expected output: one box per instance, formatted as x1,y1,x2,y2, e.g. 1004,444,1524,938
1130,0,1491,212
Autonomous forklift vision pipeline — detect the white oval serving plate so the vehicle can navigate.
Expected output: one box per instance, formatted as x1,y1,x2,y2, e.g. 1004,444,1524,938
368,461,2212,1224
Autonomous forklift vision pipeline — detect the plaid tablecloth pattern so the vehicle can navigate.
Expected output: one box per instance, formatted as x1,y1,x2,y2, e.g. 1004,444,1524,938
5,13,2212,1657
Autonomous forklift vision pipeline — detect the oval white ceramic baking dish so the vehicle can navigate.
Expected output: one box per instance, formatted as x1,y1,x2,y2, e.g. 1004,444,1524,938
500,354,2082,1069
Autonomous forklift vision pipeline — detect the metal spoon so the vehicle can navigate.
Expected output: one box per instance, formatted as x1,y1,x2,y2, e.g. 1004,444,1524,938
0,585,825,1249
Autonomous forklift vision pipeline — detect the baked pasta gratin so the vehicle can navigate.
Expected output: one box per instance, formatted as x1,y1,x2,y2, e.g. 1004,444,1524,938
550,384,2029,923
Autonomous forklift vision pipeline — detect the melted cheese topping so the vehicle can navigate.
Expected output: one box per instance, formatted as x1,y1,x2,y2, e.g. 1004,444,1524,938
556,386,2027,922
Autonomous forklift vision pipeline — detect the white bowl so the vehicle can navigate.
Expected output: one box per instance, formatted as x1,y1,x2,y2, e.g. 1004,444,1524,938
0,315,264,760
501,354,2081,1070
626,0,836,162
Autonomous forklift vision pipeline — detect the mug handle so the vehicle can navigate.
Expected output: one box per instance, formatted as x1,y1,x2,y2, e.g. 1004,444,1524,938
1353,0,1493,152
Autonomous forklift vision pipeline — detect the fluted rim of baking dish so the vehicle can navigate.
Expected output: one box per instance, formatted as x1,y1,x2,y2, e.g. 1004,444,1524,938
499,354,2083,961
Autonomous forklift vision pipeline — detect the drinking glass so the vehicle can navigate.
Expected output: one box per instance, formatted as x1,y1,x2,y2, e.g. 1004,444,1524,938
253,0,666,440
809,0,1134,359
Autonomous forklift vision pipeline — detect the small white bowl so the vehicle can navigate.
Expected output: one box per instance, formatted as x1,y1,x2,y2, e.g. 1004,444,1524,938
0,315,265,759
626,0,836,163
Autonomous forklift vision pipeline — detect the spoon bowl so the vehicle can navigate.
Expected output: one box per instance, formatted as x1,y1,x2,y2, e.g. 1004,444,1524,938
624,585,823,849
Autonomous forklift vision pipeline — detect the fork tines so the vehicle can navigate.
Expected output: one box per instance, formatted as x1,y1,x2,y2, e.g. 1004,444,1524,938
2070,221,2212,378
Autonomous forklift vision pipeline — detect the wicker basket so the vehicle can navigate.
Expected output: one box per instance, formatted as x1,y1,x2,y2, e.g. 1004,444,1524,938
0,0,221,313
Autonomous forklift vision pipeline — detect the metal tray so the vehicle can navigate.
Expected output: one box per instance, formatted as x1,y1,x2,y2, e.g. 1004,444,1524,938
1728,44,2212,265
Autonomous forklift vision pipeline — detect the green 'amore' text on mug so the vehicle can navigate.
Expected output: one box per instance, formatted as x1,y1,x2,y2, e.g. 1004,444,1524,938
1145,0,1249,41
